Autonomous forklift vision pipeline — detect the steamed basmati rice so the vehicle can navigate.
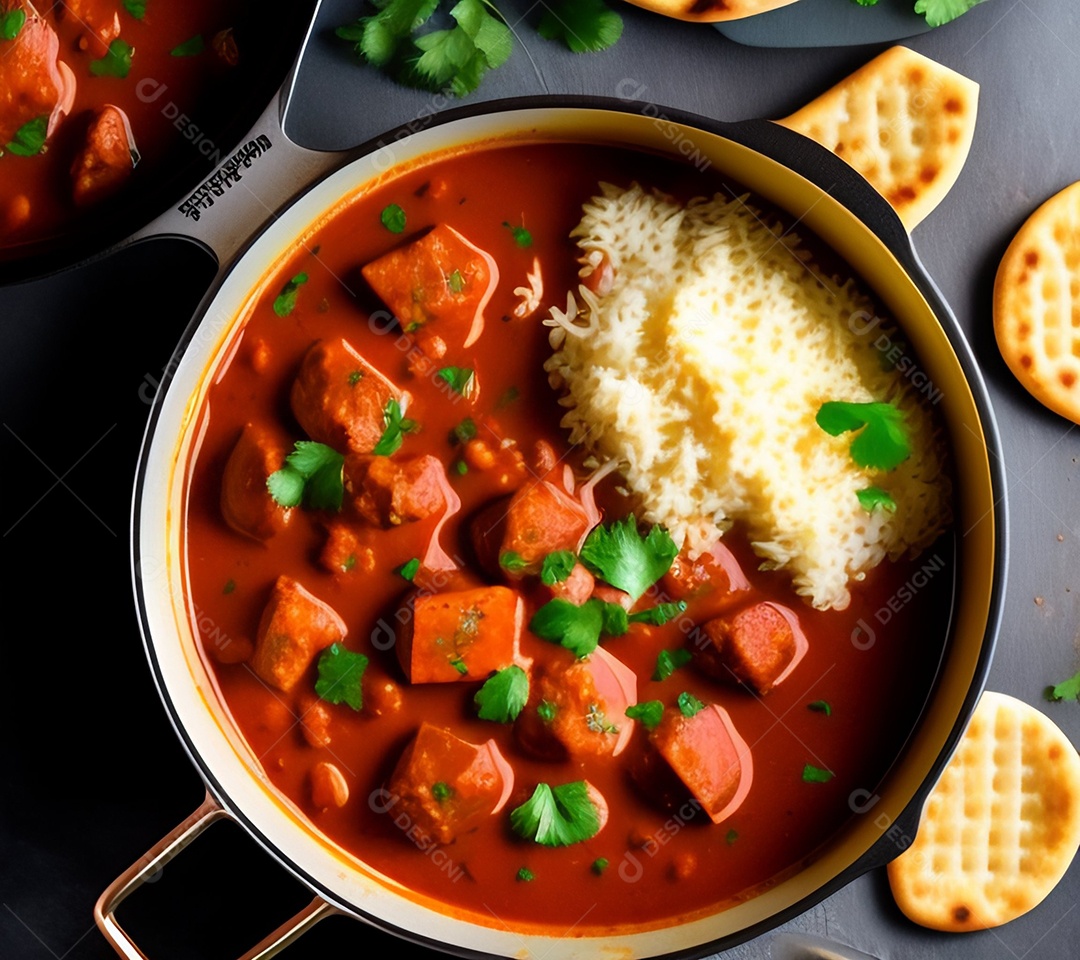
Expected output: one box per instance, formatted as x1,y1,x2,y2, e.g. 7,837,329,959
544,183,950,611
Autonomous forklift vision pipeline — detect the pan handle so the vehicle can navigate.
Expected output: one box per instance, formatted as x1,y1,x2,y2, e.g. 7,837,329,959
94,791,338,960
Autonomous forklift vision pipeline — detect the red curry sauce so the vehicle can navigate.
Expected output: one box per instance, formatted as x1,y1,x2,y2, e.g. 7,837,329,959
182,142,950,930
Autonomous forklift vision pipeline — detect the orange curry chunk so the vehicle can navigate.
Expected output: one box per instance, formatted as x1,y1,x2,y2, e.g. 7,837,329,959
71,105,137,207
290,338,404,454
345,454,448,527
652,704,752,825
697,602,798,695
251,576,347,691
362,223,495,344
0,10,72,147
387,722,514,845
398,586,523,683
517,646,636,760
501,480,592,570
220,423,290,541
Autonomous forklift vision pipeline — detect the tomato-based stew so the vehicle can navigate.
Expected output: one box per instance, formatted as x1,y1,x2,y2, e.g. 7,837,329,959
182,141,952,931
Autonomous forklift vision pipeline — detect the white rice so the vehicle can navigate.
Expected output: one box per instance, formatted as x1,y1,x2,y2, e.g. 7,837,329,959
544,183,951,611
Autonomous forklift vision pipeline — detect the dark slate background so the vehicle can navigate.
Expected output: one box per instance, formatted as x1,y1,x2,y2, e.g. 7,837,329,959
2,0,1078,958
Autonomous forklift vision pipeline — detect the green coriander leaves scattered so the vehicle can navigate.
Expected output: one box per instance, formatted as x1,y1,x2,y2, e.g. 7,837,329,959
914,0,988,27
123,0,148,18
437,366,475,396
579,516,678,602
540,550,576,586
1046,668,1080,703
4,116,47,157
90,39,135,78
0,8,26,39
398,557,421,581
474,665,529,723
171,35,205,57
816,400,912,472
624,700,663,731
315,643,369,711
802,763,834,784
677,691,705,718
537,0,623,53
510,781,601,847
857,486,897,513
380,202,407,233
373,397,418,456
807,700,832,716
653,647,691,682
273,273,308,317
267,441,345,511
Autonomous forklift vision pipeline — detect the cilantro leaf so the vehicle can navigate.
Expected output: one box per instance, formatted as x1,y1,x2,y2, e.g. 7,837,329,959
499,550,529,574
171,35,205,57
802,763,834,784
437,366,475,396
540,550,577,585
267,441,345,511
857,486,897,513
123,0,147,17
413,0,513,98
530,598,605,658
432,780,452,802
516,867,535,881
503,220,533,247
914,0,988,28
850,0,880,5
452,417,477,443
0,9,26,39
580,516,678,601
592,857,608,874
537,700,557,723
474,665,529,722
336,0,439,67
537,0,623,53
315,643,369,711
273,272,308,317
625,700,663,730
398,557,420,581
808,699,833,716
816,401,912,471
373,397,417,456
1046,668,1080,703
90,39,135,78
381,202,407,233
629,601,687,627
4,116,47,157
652,647,692,682
677,691,705,718
510,781,601,847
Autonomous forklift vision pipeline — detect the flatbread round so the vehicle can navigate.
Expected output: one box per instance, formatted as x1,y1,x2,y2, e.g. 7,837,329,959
778,46,978,231
623,0,799,23
888,691,1080,931
994,181,1080,424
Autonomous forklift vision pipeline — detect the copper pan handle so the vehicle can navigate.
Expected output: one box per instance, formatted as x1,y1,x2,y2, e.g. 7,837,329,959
93,791,338,959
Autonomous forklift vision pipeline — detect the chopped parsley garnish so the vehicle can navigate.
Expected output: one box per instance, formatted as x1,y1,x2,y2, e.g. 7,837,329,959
537,699,557,723
454,459,468,476
223,579,236,595
802,763,834,784
625,700,663,731
857,486,897,513
510,781,601,847
629,602,687,627
449,655,468,676
348,369,364,386
914,0,988,27
1,8,26,39
808,700,832,716
123,0,147,18
336,0,620,96
726,829,739,845
677,691,705,718
398,557,420,581
373,397,417,456
380,202,407,233
530,595,684,659
540,550,576,585
516,867,534,882
502,220,533,248
452,417,477,444
591,857,609,875
474,665,529,722
653,647,692,682
1046,668,1080,703
171,35,205,57
537,0,623,53
580,516,679,602
816,401,912,471
499,550,528,574
267,441,345,511
437,366,474,395
90,39,135,78
4,116,47,157
447,269,465,293
315,643,369,711
272,272,309,317
432,781,453,802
